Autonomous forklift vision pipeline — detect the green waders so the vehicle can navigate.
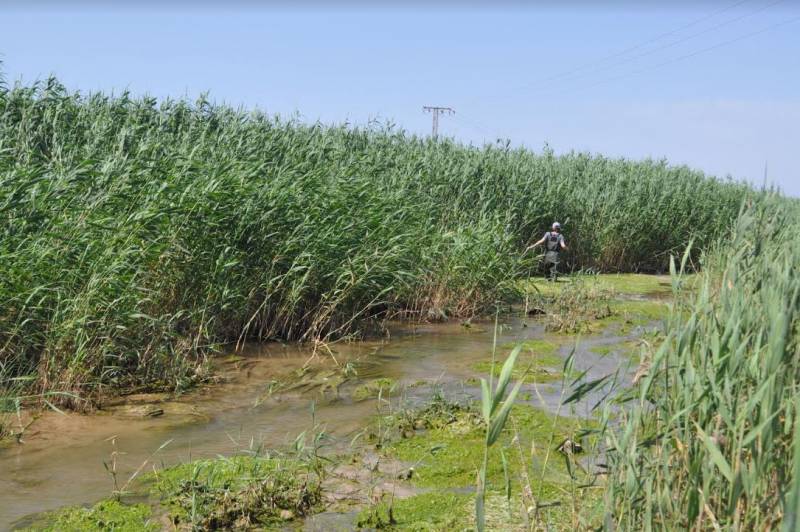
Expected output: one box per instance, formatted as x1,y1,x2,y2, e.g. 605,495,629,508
544,233,562,281
544,251,560,281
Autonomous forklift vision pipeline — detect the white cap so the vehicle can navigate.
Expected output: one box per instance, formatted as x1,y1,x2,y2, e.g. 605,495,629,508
552,222,561,230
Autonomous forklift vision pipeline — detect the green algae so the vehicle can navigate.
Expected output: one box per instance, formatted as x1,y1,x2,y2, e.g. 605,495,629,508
365,400,602,529
598,299,672,335
150,454,323,528
474,339,564,383
525,273,674,297
473,353,563,384
356,492,473,530
589,341,636,358
610,299,670,321
23,499,157,532
590,340,642,364
521,274,680,338
589,273,672,296
500,338,560,354
351,378,398,401
387,403,585,489
356,490,599,531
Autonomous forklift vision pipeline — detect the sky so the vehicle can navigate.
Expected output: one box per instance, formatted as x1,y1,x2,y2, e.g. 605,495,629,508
1,1,799,195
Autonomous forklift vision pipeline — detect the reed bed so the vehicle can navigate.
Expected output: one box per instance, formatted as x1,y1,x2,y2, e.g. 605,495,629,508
0,77,754,401
603,196,800,529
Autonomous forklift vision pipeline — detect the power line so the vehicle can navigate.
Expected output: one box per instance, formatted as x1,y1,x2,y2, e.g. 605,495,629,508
451,12,799,146
460,0,754,108
535,13,800,99
516,0,787,97
451,113,497,142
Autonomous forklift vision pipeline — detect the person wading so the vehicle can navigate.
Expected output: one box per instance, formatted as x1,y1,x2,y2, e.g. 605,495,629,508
526,222,568,281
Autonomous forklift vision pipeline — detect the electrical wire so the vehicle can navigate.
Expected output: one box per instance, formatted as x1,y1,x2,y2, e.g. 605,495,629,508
459,0,756,108
512,0,788,97
533,13,800,100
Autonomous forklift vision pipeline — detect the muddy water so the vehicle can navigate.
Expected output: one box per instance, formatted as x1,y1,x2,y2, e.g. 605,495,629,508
1,316,645,530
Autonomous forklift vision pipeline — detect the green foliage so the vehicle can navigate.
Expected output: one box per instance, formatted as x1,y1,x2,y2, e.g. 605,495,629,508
150,454,322,528
535,276,616,333
0,78,754,401
603,197,800,529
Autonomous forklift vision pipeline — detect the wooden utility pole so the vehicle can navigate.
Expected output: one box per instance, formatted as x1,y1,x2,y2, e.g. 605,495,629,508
422,106,454,138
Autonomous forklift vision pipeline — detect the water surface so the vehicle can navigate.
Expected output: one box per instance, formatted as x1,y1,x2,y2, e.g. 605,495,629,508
2,316,642,529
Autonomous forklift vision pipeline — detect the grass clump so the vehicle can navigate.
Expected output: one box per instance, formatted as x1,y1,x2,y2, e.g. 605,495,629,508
23,499,156,532
533,277,616,333
150,454,323,529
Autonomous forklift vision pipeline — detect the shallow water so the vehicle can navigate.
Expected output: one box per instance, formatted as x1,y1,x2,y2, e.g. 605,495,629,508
1,315,644,529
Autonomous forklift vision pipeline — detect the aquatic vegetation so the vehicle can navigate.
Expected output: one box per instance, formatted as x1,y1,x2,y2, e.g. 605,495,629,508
602,198,800,529
472,342,564,384
524,274,677,337
607,299,670,322
22,499,156,532
151,454,323,528
526,273,675,298
356,492,472,530
499,338,559,354
351,378,397,401
373,386,598,529
589,340,640,361
390,392,480,437
532,277,616,333
0,77,757,403
585,273,673,296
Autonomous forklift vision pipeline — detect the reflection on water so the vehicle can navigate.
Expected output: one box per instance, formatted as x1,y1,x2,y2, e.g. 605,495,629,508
2,316,643,529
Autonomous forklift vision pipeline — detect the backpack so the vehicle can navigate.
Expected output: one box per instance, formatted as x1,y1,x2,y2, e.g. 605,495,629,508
545,232,561,253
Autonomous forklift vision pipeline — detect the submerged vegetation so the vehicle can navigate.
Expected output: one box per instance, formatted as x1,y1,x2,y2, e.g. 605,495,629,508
473,338,564,383
0,78,755,402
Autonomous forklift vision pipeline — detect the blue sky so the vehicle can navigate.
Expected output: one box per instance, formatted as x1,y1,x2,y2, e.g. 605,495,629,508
1,2,799,195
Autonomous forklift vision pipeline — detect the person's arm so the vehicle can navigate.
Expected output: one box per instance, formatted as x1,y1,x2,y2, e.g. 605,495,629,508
560,237,568,251
525,234,547,253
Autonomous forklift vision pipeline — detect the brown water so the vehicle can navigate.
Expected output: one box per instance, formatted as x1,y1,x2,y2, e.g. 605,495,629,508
1,316,646,530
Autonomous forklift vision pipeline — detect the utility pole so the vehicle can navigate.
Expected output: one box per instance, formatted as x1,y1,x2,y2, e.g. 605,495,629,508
422,106,455,138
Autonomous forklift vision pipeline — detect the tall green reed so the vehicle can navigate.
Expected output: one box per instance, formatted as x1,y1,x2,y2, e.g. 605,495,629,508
0,77,758,403
602,196,800,529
